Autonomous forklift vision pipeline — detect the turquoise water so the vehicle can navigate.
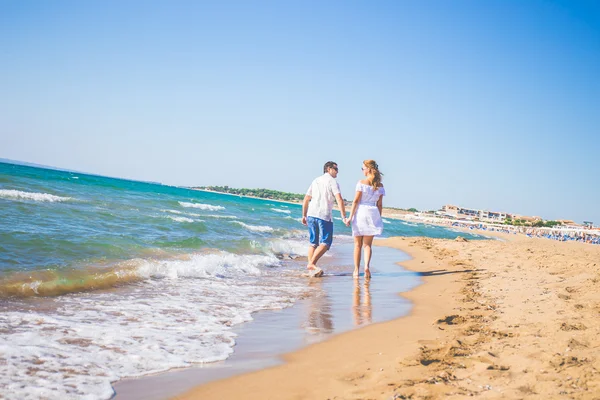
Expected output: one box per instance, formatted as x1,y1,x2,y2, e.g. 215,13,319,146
0,161,482,296
0,160,485,399
1,162,300,278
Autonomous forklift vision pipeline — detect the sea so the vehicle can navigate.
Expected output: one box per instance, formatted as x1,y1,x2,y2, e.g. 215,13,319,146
0,160,486,399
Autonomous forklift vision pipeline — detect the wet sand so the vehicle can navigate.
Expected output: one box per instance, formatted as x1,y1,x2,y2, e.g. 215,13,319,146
175,234,600,399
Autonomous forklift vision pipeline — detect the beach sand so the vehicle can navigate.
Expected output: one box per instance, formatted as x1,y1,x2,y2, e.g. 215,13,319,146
175,234,600,399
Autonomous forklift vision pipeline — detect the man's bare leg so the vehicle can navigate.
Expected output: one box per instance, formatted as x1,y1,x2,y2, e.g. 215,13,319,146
307,246,317,269
307,244,329,269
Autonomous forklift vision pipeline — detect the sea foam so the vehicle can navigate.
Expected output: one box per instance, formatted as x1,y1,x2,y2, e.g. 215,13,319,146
267,239,307,256
0,189,72,202
162,209,183,214
0,251,304,400
167,216,195,223
231,221,274,233
179,201,225,211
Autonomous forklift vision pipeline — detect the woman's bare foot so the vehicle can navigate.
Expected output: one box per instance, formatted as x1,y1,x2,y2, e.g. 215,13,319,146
364,268,371,279
353,268,359,278
307,263,317,270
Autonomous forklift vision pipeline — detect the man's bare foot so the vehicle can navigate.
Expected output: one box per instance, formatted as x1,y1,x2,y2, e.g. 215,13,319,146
364,268,371,279
353,268,359,278
307,263,317,270
302,267,323,277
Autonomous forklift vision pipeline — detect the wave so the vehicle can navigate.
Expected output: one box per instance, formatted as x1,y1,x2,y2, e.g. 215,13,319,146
0,265,142,297
271,208,291,214
265,239,307,257
164,210,229,219
179,201,225,211
0,189,72,202
162,209,183,214
0,251,280,298
202,214,238,219
382,218,391,224
167,215,195,223
231,221,274,233
138,252,279,278
0,252,298,400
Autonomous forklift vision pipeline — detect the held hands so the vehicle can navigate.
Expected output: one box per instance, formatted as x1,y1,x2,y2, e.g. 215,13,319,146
342,217,351,227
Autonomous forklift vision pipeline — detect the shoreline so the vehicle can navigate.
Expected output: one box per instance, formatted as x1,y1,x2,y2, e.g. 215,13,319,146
113,244,420,399
173,237,466,399
175,233,600,399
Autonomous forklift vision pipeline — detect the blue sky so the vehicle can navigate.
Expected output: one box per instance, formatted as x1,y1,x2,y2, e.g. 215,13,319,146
1,0,599,223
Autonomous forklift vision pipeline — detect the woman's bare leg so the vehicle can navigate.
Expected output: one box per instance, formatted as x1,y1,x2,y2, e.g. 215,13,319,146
353,236,363,277
363,236,374,279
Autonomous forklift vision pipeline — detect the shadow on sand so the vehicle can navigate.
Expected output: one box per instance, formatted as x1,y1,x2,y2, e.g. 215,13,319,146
419,268,486,277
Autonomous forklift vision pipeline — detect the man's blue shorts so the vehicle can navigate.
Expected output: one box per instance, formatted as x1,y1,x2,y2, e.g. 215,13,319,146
307,216,334,248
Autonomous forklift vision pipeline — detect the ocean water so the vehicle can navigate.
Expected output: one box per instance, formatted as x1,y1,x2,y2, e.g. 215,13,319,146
0,161,485,399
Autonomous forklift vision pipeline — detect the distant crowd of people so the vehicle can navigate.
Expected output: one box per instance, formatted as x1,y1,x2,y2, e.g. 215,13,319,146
405,215,600,246
522,228,600,244
455,221,600,245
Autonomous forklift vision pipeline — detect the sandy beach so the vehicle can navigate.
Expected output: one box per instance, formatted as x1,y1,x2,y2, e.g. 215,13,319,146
175,234,600,399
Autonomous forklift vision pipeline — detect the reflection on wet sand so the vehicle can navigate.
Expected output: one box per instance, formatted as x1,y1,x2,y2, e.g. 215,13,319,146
303,280,333,340
353,278,372,326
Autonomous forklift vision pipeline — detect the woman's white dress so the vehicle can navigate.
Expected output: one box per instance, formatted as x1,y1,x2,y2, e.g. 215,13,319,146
351,182,385,237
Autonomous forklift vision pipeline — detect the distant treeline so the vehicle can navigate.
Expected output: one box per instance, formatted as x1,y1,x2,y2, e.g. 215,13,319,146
387,207,421,212
504,217,562,228
195,186,304,202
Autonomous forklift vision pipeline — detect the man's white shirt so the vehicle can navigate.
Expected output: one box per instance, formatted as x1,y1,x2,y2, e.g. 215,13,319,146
306,173,341,222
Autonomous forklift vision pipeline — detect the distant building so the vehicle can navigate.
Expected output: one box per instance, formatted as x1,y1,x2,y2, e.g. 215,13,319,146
442,205,459,217
480,210,509,222
441,205,595,226
442,205,478,220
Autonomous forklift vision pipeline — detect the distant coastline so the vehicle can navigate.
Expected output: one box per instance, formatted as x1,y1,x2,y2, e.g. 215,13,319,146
189,186,417,214
189,185,599,242
189,187,303,206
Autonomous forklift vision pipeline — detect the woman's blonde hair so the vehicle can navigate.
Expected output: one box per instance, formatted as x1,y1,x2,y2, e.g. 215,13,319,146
363,159,383,190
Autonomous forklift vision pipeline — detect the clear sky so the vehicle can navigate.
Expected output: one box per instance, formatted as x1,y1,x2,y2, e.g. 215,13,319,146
1,0,599,223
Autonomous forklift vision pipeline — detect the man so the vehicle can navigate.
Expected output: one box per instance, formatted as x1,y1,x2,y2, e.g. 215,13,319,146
302,161,347,277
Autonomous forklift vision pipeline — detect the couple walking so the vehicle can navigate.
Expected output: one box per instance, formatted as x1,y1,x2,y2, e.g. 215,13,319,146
301,160,385,278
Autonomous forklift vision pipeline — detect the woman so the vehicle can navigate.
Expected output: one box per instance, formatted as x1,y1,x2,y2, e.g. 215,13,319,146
345,160,385,278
